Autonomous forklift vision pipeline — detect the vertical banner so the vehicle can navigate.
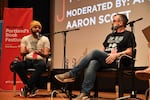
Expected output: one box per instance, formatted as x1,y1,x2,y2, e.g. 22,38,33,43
0,8,33,90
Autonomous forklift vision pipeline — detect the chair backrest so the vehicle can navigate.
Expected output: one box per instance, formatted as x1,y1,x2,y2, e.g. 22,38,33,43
132,48,136,59
119,48,136,69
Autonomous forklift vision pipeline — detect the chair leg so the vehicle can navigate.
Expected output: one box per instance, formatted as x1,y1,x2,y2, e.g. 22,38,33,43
145,88,150,100
13,72,16,96
94,76,98,97
118,71,124,97
118,85,124,97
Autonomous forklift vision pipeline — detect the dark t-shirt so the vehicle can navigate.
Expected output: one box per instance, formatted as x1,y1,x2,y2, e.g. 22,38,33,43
103,30,136,53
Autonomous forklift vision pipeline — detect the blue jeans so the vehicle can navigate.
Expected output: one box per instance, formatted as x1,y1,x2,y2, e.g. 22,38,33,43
69,49,116,95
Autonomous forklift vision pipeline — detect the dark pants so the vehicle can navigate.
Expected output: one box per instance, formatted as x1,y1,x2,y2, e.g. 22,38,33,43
13,59,46,89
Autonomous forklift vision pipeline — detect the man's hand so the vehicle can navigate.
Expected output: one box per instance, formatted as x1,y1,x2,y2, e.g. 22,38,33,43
34,49,43,55
105,53,119,64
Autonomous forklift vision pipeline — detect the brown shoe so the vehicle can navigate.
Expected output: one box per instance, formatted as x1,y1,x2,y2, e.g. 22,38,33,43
135,70,150,80
55,72,75,83
73,93,89,100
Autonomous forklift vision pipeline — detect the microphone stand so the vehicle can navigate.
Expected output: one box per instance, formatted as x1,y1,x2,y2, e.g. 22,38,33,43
55,28,80,69
54,28,80,100
116,19,143,100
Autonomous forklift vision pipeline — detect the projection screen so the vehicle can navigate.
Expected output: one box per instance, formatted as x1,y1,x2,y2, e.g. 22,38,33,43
53,0,150,69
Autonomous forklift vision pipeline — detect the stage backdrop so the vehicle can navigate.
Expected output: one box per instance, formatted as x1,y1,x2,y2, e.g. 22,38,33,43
0,8,33,90
53,0,150,69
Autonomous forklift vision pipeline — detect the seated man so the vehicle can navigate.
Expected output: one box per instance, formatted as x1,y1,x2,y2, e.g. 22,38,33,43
13,20,50,97
135,42,150,80
55,14,136,100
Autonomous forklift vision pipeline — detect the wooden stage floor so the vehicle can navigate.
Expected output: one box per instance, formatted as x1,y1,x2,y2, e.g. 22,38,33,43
0,89,147,100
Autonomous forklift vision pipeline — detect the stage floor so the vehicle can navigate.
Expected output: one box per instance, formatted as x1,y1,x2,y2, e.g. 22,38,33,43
0,89,147,100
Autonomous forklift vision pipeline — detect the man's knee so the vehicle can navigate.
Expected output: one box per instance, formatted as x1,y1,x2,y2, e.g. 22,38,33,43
10,61,23,72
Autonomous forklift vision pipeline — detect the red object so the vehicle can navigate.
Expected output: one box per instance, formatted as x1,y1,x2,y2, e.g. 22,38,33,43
33,53,38,59
0,8,33,90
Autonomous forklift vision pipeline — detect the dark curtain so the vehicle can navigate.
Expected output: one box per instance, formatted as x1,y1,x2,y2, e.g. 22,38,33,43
8,0,50,34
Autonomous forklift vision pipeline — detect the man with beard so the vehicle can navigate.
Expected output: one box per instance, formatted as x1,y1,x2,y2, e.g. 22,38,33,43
13,20,50,97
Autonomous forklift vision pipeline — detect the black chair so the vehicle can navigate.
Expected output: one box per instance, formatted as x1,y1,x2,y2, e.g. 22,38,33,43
10,54,52,96
94,49,136,98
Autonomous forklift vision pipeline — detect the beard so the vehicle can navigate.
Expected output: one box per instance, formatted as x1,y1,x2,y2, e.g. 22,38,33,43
31,29,41,35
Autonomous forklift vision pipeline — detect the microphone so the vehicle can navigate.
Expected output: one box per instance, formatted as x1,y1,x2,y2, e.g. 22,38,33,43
111,26,118,33
127,18,143,25
36,32,40,39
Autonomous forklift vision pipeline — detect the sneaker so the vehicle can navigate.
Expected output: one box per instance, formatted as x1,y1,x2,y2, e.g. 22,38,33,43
135,70,150,80
29,87,38,97
55,72,75,83
19,85,29,97
73,93,89,100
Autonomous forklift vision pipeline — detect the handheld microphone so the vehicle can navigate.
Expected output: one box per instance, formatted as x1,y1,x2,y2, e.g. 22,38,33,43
111,26,118,33
36,32,40,39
